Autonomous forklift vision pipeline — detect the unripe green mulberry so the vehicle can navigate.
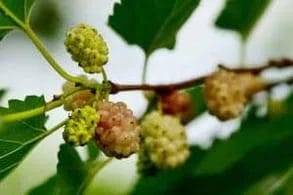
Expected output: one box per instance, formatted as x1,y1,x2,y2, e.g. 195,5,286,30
63,106,100,146
138,111,190,170
65,24,108,73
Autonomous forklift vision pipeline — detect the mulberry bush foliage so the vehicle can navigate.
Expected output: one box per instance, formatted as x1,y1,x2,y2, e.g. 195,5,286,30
0,0,292,194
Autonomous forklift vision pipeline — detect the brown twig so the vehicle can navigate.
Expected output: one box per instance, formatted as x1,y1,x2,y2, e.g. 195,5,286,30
109,58,293,94
219,58,293,74
109,76,206,94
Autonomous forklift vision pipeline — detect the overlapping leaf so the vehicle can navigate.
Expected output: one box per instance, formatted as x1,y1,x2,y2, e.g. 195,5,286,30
0,96,47,181
215,0,271,40
29,143,101,195
0,0,36,40
109,0,200,55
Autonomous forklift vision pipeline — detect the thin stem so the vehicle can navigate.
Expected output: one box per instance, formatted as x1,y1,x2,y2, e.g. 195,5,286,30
2,98,64,123
110,76,206,94
142,55,149,84
0,3,85,84
110,59,293,94
219,58,293,74
266,167,293,194
23,26,84,83
101,67,108,83
79,158,113,194
1,87,91,123
44,119,68,138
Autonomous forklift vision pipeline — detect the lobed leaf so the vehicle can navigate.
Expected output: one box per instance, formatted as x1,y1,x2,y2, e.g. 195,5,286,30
0,0,36,40
108,0,200,56
0,96,47,181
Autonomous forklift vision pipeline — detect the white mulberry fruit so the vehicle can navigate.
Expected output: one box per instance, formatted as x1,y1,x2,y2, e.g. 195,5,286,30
204,69,264,121
95,101,140,158
65,24,108,73
139,111,190,170
63,106,99,146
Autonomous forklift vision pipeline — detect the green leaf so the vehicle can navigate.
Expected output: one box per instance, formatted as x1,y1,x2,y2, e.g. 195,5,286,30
29,143,109,195
28,144,87,195
0,89,6,102
185,86,206,123
28,175,58,195
109,0,200,55
0,96,47,181
215,0,271,40
194,94,293,175
0,0,36,40
132,93,293,194
87,140,100,162
56,144,87,195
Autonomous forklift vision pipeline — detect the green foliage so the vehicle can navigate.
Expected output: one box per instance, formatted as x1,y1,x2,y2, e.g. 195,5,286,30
29,143,102,195
28,176,58,195
185,86,206,122
108,0,200,55
30,0,61,38
87,141,100,161
0,0,36,40
56,144,88,194
0,96,47,181
28,144,87,195
131,93,293,194
0,89,6,101
215,0,271,40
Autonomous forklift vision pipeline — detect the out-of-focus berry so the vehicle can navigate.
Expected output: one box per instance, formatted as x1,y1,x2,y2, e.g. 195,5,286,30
160,90,193,122
138,111,189,170
204,69,264,121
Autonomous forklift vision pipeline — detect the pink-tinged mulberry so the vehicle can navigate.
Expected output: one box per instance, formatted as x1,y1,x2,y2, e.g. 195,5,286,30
95,101,140,158
160,90,193,123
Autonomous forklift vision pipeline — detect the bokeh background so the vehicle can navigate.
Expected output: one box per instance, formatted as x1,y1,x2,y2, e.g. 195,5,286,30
0,0,293,194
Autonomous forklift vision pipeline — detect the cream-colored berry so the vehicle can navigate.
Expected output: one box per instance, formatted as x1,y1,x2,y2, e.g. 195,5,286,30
139,111,190,170
204,69,264,121
65,24,108,73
